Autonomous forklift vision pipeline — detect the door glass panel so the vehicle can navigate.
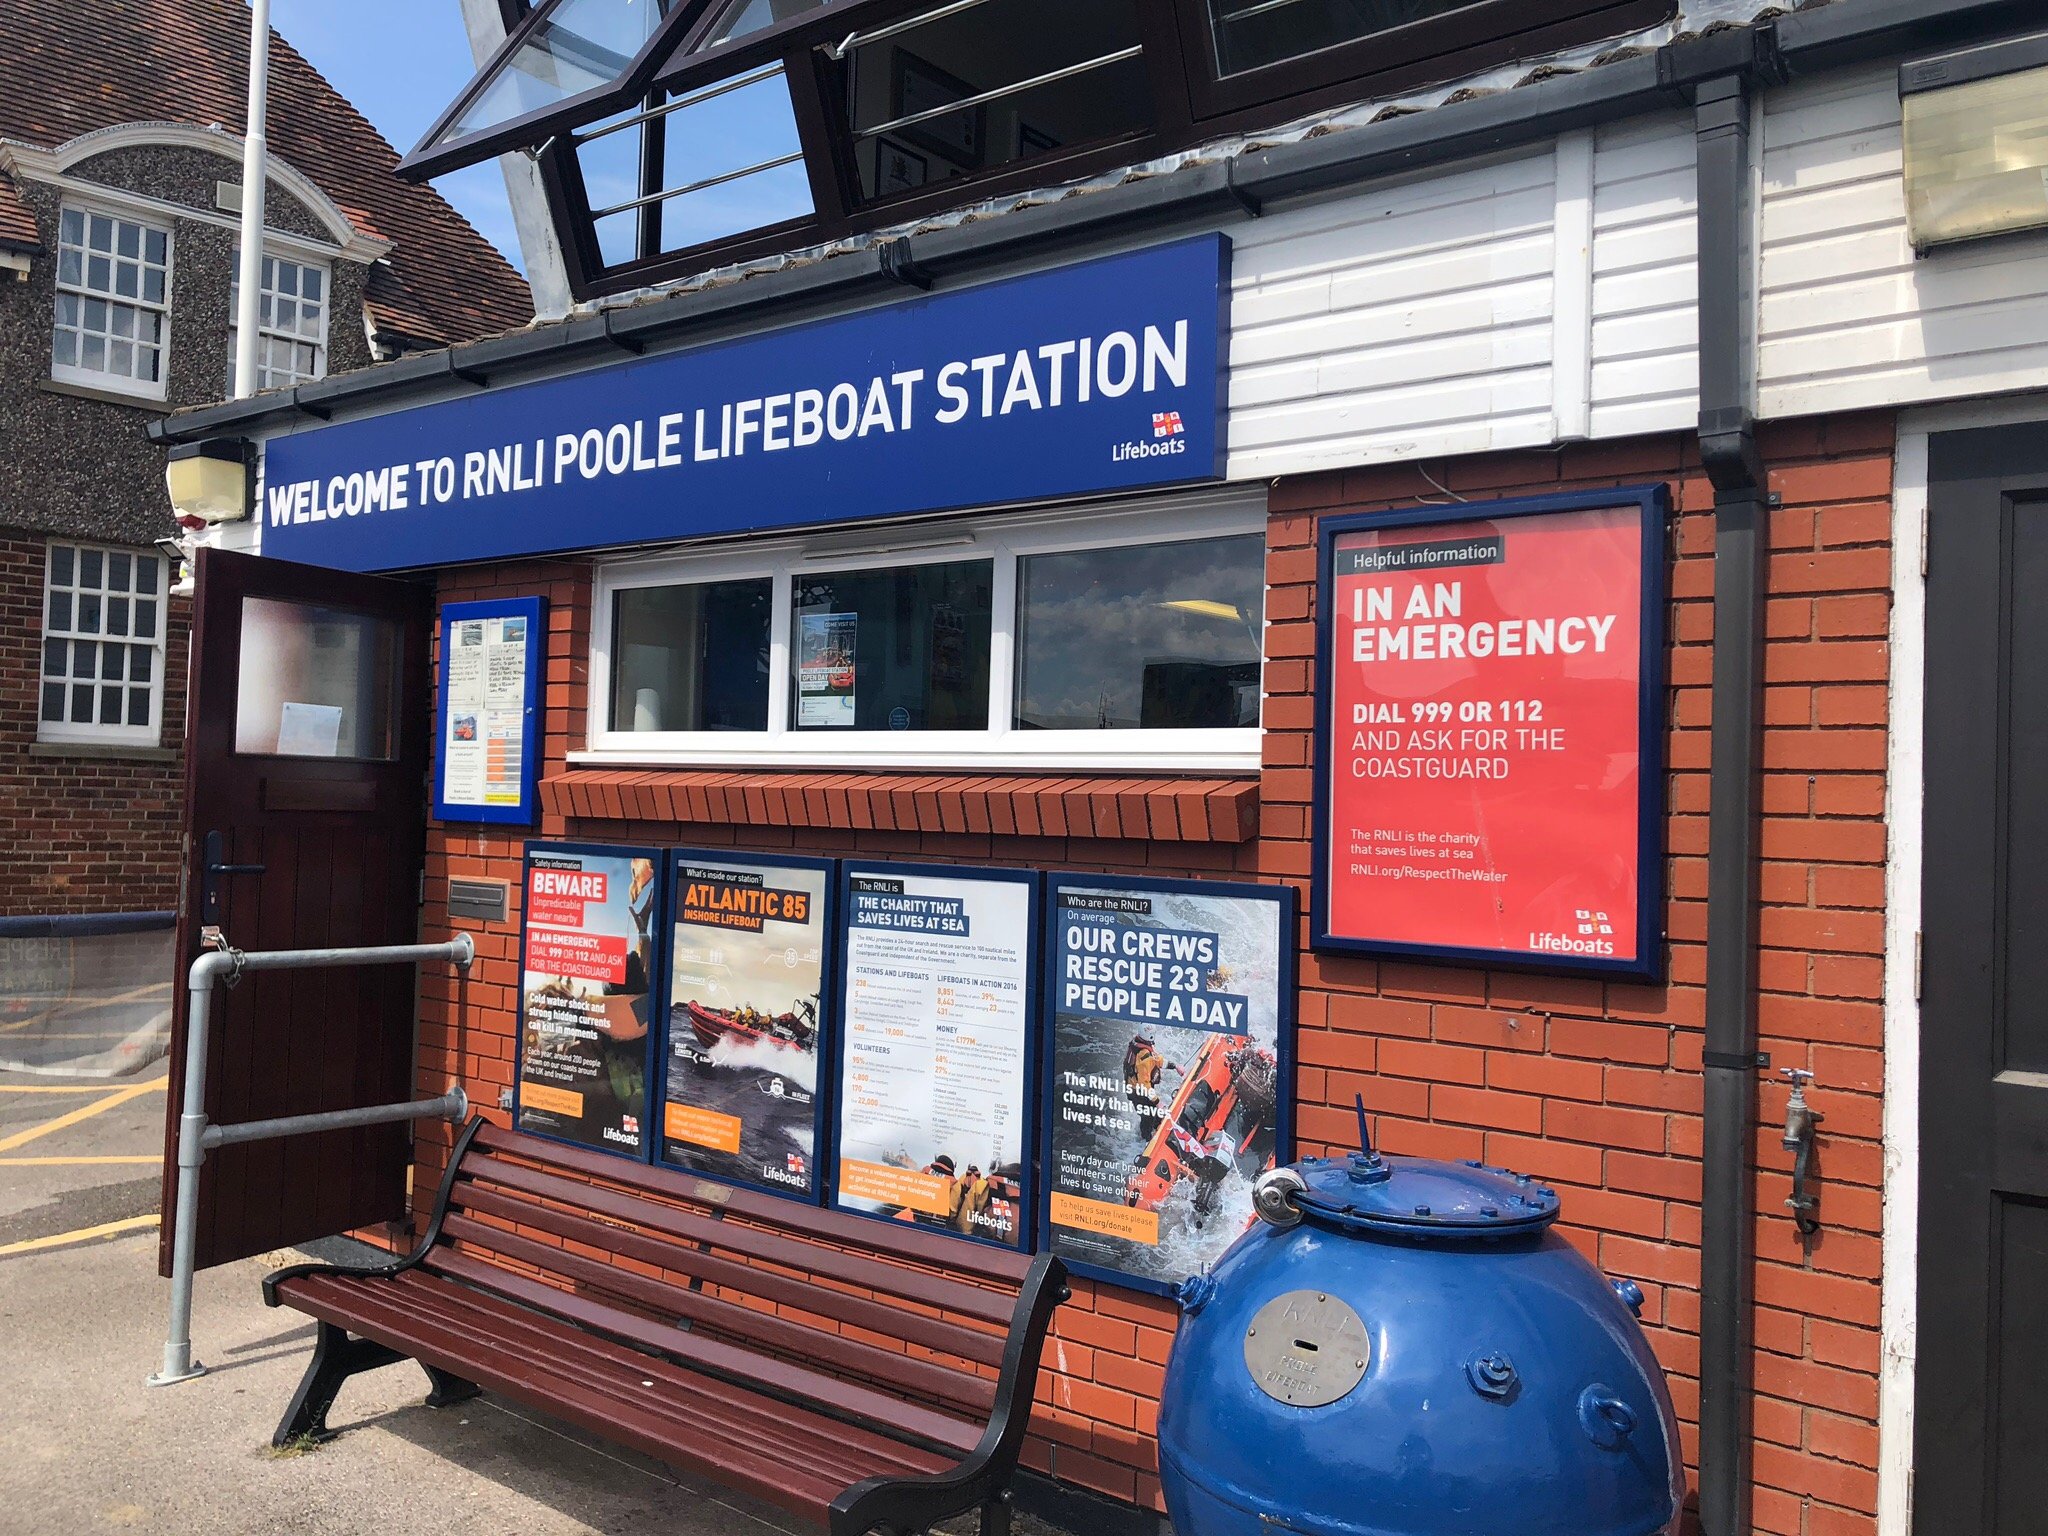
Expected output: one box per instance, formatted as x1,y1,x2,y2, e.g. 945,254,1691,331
790,560,992,730
1015,535,1264,730
234,596,400,759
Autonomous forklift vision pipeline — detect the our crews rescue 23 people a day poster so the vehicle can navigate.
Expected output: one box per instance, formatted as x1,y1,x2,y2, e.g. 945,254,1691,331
832,865,1035,1248
515,845,660,1157
660,854,831,1198
1315,491,1666,977
1044,877,1292,1292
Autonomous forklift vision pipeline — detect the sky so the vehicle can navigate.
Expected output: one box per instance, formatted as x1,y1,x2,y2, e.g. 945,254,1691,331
269,0,527,273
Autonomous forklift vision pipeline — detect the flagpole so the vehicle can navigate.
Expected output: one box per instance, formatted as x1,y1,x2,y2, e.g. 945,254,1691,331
233,0,271,399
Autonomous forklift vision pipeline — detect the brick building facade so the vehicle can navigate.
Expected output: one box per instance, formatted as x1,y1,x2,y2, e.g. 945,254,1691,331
0,0,528,921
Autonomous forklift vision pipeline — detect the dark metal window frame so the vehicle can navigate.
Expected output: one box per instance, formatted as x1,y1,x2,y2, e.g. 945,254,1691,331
412,0,1673,297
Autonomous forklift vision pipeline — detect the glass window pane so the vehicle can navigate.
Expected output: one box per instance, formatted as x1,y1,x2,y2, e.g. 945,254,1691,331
130,646,153,684
134,598,158,637
1015,535,1264,730
79,549,102,587
77,594,101,632
43,638,66,677
106,596,129,637
129,688,151,727
73,641,97,678
116,221,140,258
135,558,159,595
701,0,828,49
88,215,112,252
71,684,93,722
579,68,813,267
60,208,83,245
49,546,73,585
57,247,81,286
610,577,772,731
1207,0,1472,77
48,591,71,631
843,0,1149,205
42,683,64,722
99,686,122,724
443,0,678,145
234,597,401,759
790,560,992,731
144,228,167,264
107,552,130,590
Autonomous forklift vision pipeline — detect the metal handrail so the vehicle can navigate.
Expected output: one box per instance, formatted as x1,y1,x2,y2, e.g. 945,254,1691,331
147,934,476,1388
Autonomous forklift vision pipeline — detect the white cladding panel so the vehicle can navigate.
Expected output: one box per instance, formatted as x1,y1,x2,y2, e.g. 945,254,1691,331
1760,64,2048,418
1223,112,1706,482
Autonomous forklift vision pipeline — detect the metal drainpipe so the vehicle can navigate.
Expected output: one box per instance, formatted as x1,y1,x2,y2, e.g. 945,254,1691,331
1683,36,1777,1536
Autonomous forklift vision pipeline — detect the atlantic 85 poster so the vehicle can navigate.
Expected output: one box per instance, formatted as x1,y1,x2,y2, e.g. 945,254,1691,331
515,845,659,1158
832,865,1035,1248
660,853,831,1198
1044,877,1292,1292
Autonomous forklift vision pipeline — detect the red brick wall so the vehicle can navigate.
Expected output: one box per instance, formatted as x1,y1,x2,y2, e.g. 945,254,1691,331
406,414,1894,1534
0,534,189,917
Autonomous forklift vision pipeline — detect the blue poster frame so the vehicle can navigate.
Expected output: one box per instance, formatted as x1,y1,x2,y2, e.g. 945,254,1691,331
653,847,839,1205
826,860,1043,1255
1038,873,1298,1297
433,596,543,826
1309,484,1670,981
512,839,666,1163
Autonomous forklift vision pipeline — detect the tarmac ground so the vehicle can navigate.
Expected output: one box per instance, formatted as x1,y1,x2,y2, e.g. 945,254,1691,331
0,1067,1062,1536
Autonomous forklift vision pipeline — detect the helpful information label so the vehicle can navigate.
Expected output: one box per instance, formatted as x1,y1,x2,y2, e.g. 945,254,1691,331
1320,500,1653,969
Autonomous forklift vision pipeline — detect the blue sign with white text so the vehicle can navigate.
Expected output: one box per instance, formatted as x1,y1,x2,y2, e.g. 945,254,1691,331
261,237,1231,572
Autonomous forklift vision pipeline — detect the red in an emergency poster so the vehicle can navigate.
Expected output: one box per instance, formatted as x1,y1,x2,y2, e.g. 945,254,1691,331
1316,494,1663,975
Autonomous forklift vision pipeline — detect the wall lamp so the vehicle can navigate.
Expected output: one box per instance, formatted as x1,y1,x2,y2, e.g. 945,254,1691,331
1902,29,2048,251
164,437,255,525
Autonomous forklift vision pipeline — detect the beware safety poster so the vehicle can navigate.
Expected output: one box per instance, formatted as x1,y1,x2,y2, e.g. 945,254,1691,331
1042,876,1294,1294
658,851,833,1200
1312,488,1667,978
830,863,1038,1249
515,842,663,1159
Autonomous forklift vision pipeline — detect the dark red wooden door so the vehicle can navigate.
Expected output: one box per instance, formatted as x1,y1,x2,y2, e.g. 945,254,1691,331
159,547,431,1275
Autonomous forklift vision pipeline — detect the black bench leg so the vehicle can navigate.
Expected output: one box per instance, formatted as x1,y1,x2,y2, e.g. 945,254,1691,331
980,1492,1012,1536
273,1321,406,1447
421,1363,482,1410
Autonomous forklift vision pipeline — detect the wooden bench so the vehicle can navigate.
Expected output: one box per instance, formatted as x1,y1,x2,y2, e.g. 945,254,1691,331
262,1118,1069,1536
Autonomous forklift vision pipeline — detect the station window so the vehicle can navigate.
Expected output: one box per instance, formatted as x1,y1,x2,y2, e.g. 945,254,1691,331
229,252,330,392
587,491,1265,769
1206,0,1473,77
50,207,171,399
39,542,167,746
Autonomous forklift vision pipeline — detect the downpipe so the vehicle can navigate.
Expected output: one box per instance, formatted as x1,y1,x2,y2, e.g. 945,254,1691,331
148,934,475,1387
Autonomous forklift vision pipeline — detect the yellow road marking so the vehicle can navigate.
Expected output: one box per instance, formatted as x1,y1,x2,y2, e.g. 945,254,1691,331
0,1084,162,1094
0,1214,158,1256
0,1081,163,1154
0,1155,159,1166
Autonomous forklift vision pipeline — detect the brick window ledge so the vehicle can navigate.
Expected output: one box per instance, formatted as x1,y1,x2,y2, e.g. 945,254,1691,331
540,771,1259,843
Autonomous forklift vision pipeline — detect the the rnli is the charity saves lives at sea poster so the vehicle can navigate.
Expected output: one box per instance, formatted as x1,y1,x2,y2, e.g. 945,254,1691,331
1314,490,1667,978
831,864,1037,1249
658,852,832,1200
1043,876,1294,1294
515,843,662,1160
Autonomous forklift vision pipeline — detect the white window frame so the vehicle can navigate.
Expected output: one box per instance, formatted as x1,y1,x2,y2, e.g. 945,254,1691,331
38,540,169,747
583,488,1267,771
228,248,332,392
50,201,174,402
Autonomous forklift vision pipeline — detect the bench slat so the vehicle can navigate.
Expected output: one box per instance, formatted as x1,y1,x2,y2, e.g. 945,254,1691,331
453,1181,1008,1369
277,1273,855,1522
472,1123,1033,1287
437,1210,1000,1419
291,1268,954,1488
428,1247,985,1456
457,1153,1017,1329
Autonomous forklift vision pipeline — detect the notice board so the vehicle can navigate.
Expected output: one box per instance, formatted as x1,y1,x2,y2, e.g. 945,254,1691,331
1041,875,1294,1294
434,596,541,825
1311,487,1668,978
514,841,663,1159
658,850,834,1201
829,862,1038,1250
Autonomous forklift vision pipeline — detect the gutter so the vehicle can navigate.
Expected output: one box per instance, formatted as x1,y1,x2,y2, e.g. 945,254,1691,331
152,0,2037,448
